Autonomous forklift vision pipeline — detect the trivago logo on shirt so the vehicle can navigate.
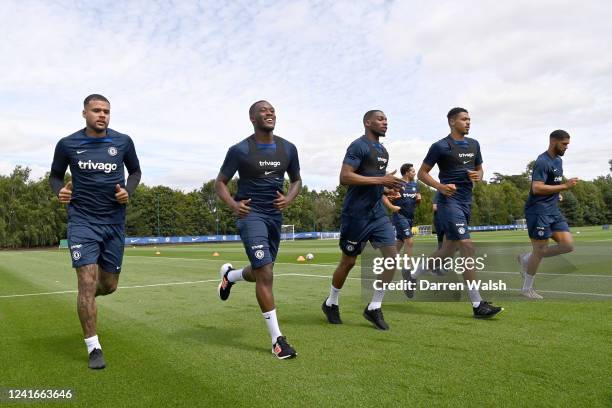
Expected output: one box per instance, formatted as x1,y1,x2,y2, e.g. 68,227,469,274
259,160,281,167
458,153,475,158
77,160,118,173
402,193,417,199
554,176,563,182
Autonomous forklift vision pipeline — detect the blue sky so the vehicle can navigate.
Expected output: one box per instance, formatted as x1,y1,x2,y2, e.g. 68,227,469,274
1,0,611,191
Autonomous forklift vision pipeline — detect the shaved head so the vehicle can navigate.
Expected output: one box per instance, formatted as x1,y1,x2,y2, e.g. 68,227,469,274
249,100,270,117
363,110,383,125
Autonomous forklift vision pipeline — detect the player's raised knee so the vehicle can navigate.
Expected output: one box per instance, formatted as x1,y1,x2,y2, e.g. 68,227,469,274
104,283,118,295
254,264,274,284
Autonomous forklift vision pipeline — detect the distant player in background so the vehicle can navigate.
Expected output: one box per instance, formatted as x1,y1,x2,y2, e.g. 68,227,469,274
417,107,503,318
382,163,420,296
383,163,421,257
518,130,577,299
49,94,142,369
215,100,301,359
321,110,403,330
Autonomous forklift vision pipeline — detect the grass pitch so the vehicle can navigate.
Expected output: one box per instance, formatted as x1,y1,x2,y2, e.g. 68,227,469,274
1,227,611,406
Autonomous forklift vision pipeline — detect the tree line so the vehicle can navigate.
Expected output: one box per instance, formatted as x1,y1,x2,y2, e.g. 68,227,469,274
1,162,611,248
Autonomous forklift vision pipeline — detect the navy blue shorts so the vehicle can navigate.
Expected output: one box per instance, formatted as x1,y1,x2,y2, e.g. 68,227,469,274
437,204,471,241
339,215,396,256
392,213,414,240
526,212,570,240
237,211,281,269
67,222,125,272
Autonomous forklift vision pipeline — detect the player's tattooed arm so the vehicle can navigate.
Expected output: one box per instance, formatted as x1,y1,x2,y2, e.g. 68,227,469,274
215,172,251,217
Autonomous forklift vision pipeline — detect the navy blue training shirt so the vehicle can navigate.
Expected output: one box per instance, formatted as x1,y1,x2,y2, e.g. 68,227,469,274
394,180,419,218
51,128,140,224
423,135,482,206
341,135,389,219
220,135,300,215
525,151,564,215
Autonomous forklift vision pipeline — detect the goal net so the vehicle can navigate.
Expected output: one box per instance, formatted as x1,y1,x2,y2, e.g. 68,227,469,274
281,225,295,241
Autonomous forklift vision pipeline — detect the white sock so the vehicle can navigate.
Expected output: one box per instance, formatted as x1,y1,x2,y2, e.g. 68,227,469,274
262,309,282,344
84,335,101,354
468,288,482,308
523,274,535,291
368,289,385,310
326,285,340,306
227,268,244,283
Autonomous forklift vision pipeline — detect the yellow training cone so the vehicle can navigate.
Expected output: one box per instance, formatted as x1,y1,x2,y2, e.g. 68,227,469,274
212,252,220,257
155,251,161,255
297,255,306,262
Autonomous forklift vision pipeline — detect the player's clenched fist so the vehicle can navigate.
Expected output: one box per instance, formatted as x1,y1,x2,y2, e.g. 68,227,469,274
114,184,129,204
232,198,252,218
438,183,457,197
58,181,72,203
564,177,579,189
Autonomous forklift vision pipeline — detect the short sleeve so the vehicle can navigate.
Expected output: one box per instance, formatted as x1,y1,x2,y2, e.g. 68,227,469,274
423,143,441,167
531,158,548,182
286,142,301,182
220,145,240,179
474,140,483,166
343,140,365,169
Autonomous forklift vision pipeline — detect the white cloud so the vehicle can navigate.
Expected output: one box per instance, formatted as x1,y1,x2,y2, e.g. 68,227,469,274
0,0,610,193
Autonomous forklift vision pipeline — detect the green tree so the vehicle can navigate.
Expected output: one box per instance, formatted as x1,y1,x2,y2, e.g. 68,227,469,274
560,190,580,225
312,190,336,231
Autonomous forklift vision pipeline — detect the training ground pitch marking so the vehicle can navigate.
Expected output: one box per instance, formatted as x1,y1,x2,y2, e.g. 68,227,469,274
1,274,611,299
0,279,220,299
124,255,612,279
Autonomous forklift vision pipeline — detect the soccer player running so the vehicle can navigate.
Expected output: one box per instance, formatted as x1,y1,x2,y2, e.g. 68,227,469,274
417,107,503,318
215,101,302,359
321,110,403,330
49,94,142,369
382,163,421,296
518,130,577,299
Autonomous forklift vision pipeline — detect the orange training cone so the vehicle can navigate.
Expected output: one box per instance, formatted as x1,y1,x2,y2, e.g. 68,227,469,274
297,255,306,262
